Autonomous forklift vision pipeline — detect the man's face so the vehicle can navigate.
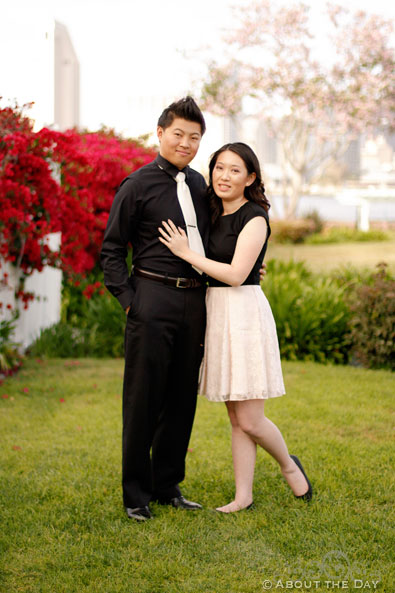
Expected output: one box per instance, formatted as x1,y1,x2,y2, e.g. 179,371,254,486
157,118,202,169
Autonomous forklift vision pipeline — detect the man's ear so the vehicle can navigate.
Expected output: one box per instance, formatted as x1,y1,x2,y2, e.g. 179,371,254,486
157,126,163,142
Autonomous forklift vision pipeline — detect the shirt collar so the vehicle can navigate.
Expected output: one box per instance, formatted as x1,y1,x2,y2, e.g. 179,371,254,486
155,154,189,181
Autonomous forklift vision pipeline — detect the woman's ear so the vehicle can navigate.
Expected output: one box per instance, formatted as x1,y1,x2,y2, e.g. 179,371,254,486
246,172,256,187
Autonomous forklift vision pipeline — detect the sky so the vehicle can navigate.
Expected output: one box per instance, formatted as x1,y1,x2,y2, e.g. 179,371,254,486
1,0,394,145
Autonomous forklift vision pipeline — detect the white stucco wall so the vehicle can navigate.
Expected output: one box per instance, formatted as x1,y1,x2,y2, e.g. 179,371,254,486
0,233,62,350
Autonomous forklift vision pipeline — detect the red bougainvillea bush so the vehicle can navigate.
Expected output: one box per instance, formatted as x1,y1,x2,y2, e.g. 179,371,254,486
50,127,156,277
0,105,64,277
0,103,156,303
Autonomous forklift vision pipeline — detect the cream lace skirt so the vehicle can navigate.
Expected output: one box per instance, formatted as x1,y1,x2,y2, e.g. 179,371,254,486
199,285,285,402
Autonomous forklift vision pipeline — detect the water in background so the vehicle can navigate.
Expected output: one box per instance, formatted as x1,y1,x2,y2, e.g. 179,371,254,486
271,195,395,223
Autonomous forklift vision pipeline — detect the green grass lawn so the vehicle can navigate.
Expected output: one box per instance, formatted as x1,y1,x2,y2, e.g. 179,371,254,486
266,240,395,272
0,358,393,593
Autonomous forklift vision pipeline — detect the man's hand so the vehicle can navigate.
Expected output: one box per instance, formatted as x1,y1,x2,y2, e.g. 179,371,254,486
259,262,267,282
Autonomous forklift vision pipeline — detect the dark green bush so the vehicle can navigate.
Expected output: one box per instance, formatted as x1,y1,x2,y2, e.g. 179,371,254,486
61,267,104,326
329,264,375,291
29,262,128,358
30,292,126,359
346,263,395,370
263,260,351,363
31,274,126,358
30,258,394,369
81,293,125,357
29,323,88,358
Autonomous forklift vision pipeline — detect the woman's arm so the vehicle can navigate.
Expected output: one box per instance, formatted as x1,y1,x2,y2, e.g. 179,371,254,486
159,217,267,286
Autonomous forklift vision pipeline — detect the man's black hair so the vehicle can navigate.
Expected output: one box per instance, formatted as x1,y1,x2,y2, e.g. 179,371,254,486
157,96,206,135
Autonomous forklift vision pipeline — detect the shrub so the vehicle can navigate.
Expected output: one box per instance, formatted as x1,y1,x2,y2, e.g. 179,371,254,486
28,323,88,358
304,209,324,234
61,268,104,326
346,263,395,370
81,293,125,357
0,103,155,305
30,260,393,368
270,219,316,243
329,264,375,290
30,291,125,358
0,313,23,375
263,260,351,363
306,227,391,244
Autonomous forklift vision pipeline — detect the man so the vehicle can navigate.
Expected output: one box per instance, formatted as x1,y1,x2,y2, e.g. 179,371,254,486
101,97,209,521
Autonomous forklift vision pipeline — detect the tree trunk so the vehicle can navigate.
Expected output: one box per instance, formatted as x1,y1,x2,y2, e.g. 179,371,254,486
284,167,303,219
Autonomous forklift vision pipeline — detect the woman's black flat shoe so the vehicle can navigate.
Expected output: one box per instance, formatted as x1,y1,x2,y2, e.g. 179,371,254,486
290,455,313,502
216,502,254,513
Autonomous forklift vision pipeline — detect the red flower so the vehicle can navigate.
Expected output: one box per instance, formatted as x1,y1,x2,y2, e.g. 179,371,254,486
1,104,156,306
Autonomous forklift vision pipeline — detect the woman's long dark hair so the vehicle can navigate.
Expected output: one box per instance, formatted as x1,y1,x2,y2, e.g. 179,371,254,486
208,142,270,226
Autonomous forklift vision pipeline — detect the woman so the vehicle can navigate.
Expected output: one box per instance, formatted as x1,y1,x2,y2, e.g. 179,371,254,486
159,142,312,512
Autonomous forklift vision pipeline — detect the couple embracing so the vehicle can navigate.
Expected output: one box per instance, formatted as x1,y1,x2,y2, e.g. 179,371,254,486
101,97,312,522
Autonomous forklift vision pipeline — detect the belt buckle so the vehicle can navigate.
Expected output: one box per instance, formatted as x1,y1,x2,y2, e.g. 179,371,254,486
176,277,185,288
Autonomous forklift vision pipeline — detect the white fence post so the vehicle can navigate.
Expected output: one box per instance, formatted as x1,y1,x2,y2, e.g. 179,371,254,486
356,199,370,231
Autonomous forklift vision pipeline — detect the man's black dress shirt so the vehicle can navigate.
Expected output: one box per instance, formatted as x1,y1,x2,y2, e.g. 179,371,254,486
100,154,210,309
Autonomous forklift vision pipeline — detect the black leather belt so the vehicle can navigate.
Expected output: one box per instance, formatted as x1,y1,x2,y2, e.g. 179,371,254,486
134,267,202,289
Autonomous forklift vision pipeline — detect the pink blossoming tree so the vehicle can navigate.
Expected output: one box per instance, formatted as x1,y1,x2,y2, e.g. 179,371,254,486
200,2,395,218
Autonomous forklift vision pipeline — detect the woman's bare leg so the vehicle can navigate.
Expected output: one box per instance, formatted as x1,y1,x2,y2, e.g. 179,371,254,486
235,399,309,496
216,402,256,512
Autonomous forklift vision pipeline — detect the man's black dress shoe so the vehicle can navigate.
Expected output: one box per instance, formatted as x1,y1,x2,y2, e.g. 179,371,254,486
125,505,153,521
159,495,202,510
290,454,313,502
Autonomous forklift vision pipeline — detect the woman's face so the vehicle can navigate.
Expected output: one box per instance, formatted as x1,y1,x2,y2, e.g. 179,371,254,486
212,150,255,202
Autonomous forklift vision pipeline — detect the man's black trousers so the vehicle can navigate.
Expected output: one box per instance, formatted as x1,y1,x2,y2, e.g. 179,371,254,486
122,276,206,508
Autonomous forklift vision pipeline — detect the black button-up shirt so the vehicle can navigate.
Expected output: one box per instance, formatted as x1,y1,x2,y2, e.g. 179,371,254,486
100,154,210,309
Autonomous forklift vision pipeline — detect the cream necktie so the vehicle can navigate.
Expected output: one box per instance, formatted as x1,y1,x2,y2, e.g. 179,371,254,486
175,171,205,274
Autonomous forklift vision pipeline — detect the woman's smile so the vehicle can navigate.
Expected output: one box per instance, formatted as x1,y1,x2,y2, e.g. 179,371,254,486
212,150,256,212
